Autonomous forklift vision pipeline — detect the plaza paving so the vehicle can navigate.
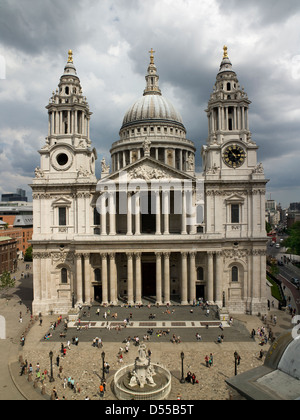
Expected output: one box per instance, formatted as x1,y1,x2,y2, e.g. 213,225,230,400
0,261,298,401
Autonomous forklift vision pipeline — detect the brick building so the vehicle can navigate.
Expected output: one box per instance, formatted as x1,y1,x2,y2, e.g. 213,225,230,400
0,204,33,257
0,237,18,275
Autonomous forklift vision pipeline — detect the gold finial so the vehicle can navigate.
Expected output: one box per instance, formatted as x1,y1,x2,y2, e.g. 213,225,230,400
149,48,155,65
68,49,73,64
223,45,228,59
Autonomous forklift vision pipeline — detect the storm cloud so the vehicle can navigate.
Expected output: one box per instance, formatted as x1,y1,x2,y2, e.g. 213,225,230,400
0,0,299,207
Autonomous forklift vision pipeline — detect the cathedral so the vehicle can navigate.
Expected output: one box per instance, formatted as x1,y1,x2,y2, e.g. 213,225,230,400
31,47,268,316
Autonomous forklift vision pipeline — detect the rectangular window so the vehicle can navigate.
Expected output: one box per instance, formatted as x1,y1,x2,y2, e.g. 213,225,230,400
231,204,240,224
59,207,67,226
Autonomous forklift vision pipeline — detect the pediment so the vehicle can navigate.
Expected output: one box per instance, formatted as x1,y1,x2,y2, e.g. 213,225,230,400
100,157,196,184
51,197,73,207
225,193,245,203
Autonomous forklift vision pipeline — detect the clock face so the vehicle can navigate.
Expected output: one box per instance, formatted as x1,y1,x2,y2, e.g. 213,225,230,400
223,145,246,168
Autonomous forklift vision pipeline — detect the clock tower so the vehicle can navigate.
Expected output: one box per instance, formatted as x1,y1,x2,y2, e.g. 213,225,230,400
202,46,260,176
202,47,268,314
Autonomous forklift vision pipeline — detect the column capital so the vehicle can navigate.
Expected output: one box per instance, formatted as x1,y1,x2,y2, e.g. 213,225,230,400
127,253,134,260
135,252,142,259
163,252,171,259
108,253,116,260
189,251,197,258
155,252,162,258
100,253,108,259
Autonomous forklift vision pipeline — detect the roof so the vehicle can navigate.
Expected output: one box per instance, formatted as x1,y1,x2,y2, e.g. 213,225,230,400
0,237,13,242
226,331,300,400
13,215,33,227
122,94,185,130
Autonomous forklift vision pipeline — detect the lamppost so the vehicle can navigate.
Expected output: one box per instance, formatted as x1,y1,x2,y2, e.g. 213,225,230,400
72,291,75,309
180,352,185,384
49,351,54,382
101,351,106,382
234,351,240,376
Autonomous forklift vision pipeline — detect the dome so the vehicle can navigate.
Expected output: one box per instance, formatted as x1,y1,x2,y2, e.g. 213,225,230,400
121,94,185,129
278,338,300,380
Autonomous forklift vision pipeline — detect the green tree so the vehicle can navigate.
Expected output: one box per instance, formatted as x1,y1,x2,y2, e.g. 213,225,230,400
24,245,33,262
266,221,272,234
284,222,300,256
0,272,15,290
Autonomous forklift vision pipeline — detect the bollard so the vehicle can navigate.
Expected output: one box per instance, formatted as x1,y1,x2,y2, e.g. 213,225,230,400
41,385,46,395
28,373,33,383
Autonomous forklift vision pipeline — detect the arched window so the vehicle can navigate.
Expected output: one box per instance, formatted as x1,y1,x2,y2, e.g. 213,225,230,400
61,268,68,284
94,268,101,283
197,267,204,281
232,266,239,282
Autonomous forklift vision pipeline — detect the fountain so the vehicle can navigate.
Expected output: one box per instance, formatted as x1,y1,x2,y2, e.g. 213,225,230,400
113,343,172,400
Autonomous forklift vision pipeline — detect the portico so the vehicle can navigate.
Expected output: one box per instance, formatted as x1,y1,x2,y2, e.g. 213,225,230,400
72,249,220,307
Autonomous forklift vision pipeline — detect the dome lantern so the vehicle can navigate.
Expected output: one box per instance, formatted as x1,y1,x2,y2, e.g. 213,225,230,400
143,48,162,96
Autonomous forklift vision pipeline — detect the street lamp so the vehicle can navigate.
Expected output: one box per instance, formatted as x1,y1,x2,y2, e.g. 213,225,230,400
234,351,240,376
101,351,106,382
180,352,185,384
49,351,54,383
72,292,75,309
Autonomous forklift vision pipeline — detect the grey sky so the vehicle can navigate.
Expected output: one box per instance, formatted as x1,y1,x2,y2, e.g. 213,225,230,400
0,0,299,207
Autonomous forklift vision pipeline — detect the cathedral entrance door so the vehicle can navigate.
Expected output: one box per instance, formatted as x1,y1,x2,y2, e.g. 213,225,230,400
142,263,156,298
94,286,102,303
196,285,205,300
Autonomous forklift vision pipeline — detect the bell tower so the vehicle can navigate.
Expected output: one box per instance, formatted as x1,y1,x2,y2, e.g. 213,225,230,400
32,50,97,241
202,46,260,177
36,50,97,182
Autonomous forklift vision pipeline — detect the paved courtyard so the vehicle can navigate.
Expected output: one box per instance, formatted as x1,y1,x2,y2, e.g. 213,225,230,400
0,261,298,401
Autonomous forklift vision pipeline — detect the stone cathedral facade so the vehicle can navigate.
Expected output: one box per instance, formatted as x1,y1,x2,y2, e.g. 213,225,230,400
31,48,268,316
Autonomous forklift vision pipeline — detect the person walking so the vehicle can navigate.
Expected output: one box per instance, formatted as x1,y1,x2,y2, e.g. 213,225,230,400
191,373,196,385
205,355,210,368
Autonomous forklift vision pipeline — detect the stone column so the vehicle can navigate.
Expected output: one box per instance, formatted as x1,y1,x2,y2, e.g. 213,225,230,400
109,253,118,305
155,191,161,235
33,255,42,302
127,193,133,236
164,252,170,304
252,250,261,314
181,191,187,235
76,254,83,304
109,192,116,236
101,253,108,305
135,253,142,304
155,252,162,305
84,254,91,305
189,252,196,304
74,110,78,134
100,193,107,236
215,252,223,308
181,252,188,305
163,191,169,235
135,194,141,235
207,252,214,303
127,253,134,305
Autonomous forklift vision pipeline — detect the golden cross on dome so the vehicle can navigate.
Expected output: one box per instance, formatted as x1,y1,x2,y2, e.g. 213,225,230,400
68,49,73,64
223,45,229,59
149,48,155,64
